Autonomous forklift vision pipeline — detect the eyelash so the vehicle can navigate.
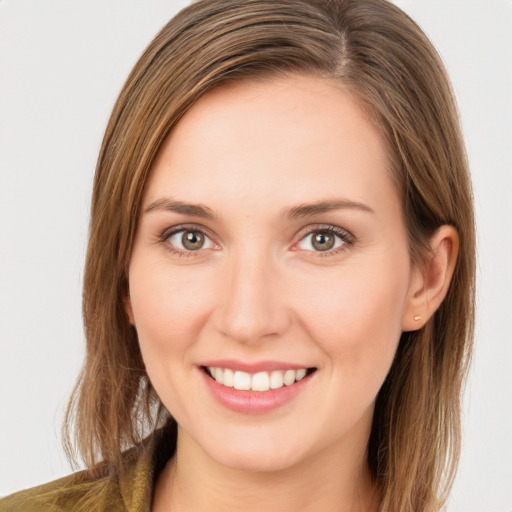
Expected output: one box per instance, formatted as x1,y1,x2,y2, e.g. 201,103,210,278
158,224,354,258
294,225,354,257
158,224,216,258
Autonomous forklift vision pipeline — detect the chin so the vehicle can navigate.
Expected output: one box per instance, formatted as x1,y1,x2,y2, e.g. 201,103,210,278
191,425,310,473
210,444,304,473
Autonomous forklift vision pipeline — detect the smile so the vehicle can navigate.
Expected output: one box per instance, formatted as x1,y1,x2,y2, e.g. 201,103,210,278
200,364,317,414
204,366,313,392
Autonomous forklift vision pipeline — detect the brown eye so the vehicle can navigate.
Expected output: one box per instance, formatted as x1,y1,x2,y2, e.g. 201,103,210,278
182,231,205,250
167,229,215,253
311,232,335,251
297,227,348,253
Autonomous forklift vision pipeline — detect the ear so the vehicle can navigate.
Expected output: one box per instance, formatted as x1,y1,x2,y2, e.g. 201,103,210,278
124,294,135,326
402,225,459,332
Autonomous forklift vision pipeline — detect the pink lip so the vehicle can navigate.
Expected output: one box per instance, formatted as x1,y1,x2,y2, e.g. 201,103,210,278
201,359,312,373
199,366,315,415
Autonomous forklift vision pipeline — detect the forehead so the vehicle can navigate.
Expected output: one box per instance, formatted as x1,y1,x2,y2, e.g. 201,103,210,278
144,74,399,218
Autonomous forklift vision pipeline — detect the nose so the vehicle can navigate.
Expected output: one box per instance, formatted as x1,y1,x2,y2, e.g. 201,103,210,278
213,249,290,345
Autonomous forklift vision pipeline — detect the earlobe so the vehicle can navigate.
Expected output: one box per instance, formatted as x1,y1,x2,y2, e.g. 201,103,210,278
402,225,459,332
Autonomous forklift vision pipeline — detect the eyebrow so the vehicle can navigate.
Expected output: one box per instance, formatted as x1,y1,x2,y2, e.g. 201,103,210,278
143,197,374,220
284,199,375,219
144,198,216,220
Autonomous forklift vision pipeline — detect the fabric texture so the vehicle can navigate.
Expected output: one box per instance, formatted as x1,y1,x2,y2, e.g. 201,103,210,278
0,423,176,512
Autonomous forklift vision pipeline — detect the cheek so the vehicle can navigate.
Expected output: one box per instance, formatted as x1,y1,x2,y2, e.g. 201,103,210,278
128,260,214,356
293,254,409,379
127,258,220,416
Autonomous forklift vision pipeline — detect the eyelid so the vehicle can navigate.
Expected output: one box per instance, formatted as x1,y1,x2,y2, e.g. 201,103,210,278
157,222,354,257
159,223,219,255
292,224,354,255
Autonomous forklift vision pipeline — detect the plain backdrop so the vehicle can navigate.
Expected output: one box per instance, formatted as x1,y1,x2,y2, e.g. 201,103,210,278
0,1,511,510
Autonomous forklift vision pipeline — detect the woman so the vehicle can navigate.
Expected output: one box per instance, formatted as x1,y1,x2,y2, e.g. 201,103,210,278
1,0,475,511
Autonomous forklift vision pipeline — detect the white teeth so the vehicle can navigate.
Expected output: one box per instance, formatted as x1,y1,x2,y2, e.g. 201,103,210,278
295,368,307,381
283,369,296,386
233,371,251,390
269,370,284,389
252,372,270,392
223,368,234,387
214,367,224,384
206,366,311,392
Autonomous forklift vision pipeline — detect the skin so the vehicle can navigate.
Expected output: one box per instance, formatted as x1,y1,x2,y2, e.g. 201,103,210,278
126,74,458,512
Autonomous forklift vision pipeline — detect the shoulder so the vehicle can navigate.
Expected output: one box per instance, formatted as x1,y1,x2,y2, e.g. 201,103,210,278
0,422,177,512
0,471,123,512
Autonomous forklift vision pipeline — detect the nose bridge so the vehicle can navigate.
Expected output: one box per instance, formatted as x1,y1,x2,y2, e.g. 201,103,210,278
215,243,288,344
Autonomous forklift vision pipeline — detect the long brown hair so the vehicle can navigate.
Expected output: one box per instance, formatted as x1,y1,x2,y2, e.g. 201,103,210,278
64,1,475,510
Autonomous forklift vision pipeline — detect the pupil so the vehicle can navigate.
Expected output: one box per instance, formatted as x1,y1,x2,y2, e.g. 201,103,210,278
312,232,334,251
182,231,204,250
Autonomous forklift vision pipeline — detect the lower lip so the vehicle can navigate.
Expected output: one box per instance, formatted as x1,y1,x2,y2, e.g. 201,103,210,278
200,369,314,415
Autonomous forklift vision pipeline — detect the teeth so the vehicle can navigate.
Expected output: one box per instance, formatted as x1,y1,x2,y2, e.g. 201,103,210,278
295,368,307,381
205,367,311,392
283,369,295,386
252,372,270,392
233,371,251,390
223,368,234,387
269,370,284,389
214,367,224,384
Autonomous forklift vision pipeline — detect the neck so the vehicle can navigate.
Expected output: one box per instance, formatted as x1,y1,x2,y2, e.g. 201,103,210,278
153,428,380,512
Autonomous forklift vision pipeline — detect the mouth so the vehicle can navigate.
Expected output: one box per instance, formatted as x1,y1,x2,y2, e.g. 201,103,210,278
201,366,317,392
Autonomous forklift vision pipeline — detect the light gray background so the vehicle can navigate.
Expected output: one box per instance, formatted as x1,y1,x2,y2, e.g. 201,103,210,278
0,1,511,510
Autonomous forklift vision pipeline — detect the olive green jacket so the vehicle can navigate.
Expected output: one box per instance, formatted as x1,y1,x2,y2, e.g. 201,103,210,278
0,426,176,512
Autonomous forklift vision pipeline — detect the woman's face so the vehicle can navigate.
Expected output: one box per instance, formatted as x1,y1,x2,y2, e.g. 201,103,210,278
128,75,417,473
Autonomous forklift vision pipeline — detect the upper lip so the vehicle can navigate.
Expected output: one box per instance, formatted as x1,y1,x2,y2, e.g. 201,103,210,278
200,359,315,373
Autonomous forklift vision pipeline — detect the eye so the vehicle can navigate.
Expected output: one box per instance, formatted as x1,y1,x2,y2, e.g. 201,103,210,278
165,228,216,253
296,227,350,253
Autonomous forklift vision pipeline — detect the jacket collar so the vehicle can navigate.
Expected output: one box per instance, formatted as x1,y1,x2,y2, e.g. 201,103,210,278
119,420,177,512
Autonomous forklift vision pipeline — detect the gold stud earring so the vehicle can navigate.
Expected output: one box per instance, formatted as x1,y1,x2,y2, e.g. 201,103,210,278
413,315,421,321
